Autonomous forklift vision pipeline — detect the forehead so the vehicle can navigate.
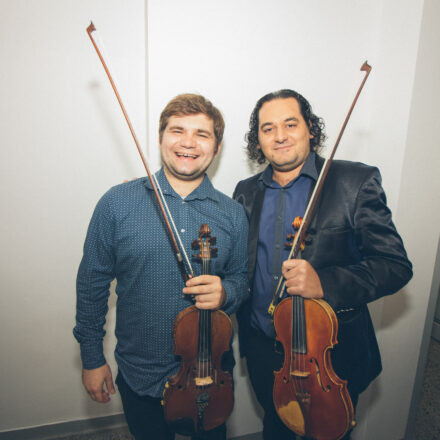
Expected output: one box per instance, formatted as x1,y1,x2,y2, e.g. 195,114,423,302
258,97,304,125
165,113,214,132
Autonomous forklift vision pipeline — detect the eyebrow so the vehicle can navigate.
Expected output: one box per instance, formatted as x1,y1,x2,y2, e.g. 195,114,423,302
197,128,213,136
260,117,300,130
167,125,184,131
167,125,213,136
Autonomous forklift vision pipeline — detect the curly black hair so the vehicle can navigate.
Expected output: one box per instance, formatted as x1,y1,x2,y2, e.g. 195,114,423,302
246,89,326,164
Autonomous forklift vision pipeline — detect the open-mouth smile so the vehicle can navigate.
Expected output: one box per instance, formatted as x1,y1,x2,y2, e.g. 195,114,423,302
176,152,198,159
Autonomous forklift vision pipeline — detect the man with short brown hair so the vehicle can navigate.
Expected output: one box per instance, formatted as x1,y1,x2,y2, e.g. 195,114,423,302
74,94,249,440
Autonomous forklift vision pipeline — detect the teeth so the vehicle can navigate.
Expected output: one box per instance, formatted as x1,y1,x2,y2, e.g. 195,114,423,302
177,153,196,158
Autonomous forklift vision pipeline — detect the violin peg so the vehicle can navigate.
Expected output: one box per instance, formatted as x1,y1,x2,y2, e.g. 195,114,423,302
292,216,303,230
198,224,210,237
192,253,201,259
286,233,295,240
210,236,216,245
211,247,218,257
284,242,293,248
191,239,200,249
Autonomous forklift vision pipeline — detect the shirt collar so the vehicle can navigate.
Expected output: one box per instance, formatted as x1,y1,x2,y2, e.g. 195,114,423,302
259,151,318,188
143,167,219,202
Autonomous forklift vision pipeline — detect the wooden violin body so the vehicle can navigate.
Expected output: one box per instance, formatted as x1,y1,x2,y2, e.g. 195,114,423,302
273,296,355,440
162,225,234,435
163,306,233,435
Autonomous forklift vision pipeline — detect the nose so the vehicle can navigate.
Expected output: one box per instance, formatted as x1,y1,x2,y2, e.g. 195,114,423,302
181,132,196,149
275,126,287,144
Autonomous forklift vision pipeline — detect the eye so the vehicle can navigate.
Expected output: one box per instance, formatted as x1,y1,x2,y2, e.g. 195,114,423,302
287,123,297,128
262,127,273,134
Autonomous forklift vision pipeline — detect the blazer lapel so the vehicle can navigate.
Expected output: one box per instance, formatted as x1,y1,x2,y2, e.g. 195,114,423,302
307,154,325,232
248,184,266,282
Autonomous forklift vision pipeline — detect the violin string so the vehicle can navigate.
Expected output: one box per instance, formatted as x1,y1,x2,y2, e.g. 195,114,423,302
206,257,210,380
295,296,300,393
300,296,305,395
204,257,208,380
153,173,194,277
202,257,205,380
293,295,298,390
205,254,210,380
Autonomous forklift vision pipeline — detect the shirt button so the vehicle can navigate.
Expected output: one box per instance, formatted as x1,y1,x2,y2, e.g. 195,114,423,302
274,275,279,280
181,200,185,204
181,229,185,233
275,244,280,249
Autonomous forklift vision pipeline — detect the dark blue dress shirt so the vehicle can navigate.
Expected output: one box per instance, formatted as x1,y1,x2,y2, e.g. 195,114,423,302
74,168,249,397
250,152,318,337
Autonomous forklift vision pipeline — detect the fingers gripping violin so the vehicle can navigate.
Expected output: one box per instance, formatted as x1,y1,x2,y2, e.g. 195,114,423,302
162,225,234,435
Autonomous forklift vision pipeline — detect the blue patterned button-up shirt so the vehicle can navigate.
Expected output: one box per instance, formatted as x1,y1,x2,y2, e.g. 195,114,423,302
74,168,249,397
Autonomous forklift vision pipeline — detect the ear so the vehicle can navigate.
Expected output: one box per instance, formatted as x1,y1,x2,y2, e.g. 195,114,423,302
214,142,222,157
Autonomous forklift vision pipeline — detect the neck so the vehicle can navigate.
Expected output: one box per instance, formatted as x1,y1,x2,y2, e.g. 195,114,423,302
163,168,204,197
272,163,304,187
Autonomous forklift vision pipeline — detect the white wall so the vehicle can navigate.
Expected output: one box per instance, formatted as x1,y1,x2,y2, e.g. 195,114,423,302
1,1,438,439
0,0,146,431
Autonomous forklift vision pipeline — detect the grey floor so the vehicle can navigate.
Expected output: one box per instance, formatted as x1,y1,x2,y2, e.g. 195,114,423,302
56,339,440,440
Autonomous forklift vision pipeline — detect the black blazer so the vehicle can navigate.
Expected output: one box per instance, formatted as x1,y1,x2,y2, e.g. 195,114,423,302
233,155,412,394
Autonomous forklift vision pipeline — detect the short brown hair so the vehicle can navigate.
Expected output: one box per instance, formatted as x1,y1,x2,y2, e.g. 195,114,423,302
159,94,224,151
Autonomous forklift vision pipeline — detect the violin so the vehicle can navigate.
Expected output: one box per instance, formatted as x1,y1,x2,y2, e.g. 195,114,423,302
162,224,234,435
273,218,355,440
270,62,372,440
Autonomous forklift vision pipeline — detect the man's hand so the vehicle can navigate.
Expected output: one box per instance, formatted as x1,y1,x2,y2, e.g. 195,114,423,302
282,259,324,299
82,363,115,403
182,275,226,310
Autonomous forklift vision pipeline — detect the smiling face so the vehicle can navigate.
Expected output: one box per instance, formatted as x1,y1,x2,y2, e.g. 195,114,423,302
258,97,313,183
160,113,220,194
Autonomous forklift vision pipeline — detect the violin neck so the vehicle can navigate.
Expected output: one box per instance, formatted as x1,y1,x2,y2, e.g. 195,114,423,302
291,296,307,354
198,258,212,363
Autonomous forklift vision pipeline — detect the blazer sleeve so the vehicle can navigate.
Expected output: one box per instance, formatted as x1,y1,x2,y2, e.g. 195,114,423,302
314,168,412,311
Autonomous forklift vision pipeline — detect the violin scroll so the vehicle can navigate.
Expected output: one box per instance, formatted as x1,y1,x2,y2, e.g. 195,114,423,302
192,225,218,259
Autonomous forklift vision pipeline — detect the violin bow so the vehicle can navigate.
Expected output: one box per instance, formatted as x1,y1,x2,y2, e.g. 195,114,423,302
268,61,372,315
86,21,194,278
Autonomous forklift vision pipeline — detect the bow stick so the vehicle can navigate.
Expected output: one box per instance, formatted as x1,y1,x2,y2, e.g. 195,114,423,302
268,61,372,315
86,21,194,278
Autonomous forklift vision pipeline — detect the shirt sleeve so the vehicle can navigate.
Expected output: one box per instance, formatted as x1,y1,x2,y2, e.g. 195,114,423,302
315,168,413,311
73,193,116,369
220,205,250,315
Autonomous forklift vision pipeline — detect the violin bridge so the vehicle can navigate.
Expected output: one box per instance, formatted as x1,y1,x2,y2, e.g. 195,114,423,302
291,370,311,378
195,376,214,386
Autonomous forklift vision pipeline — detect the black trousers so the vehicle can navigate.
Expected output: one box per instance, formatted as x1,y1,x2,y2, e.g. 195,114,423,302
116,372,227,440
245,330,358,440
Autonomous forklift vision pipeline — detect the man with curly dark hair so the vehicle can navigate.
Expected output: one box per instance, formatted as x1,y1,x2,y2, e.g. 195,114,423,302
233,90,412,440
